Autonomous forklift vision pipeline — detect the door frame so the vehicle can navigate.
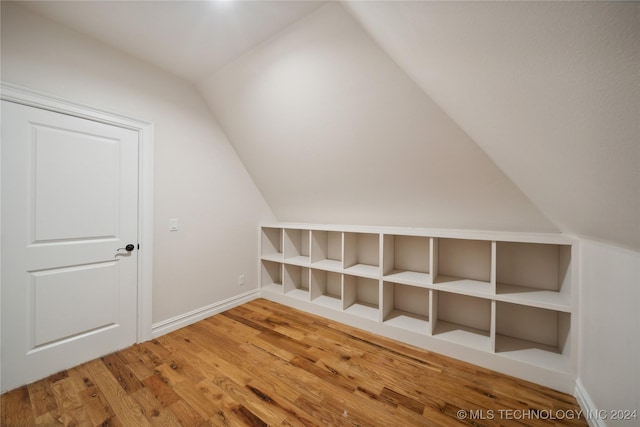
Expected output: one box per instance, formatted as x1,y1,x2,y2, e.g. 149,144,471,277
1,82,154,343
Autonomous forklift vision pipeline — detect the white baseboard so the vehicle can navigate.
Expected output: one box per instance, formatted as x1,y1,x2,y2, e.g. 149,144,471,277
575,378,607,427
151,289,260,338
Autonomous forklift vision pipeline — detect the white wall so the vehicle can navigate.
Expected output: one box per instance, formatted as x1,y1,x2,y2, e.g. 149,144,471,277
199,2,557,234
345,1,640,251
579,240,640,426
0,2,275,325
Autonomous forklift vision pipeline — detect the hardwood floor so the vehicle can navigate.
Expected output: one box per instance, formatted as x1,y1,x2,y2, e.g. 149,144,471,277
1,298,587,426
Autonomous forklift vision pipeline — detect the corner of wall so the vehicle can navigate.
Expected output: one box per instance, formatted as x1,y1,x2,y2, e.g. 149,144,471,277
574,378,606,427
577,237,640,426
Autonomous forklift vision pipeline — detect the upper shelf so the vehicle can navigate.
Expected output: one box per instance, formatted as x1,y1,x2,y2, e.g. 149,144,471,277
496,242,572,303
261,227,283,259
262,222,574,245
283,228,310,262
382,234,431,287
495,283,571,312
434,276,493,298
343,232,379,278
383,270,431,287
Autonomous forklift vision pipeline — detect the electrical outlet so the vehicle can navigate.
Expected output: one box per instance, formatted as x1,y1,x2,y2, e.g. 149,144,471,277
238,274,246,286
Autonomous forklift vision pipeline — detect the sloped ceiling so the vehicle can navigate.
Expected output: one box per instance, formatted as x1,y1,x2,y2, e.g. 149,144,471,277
16,0,326,82
343,1,640,250
198,2,557,233
7,1,639,249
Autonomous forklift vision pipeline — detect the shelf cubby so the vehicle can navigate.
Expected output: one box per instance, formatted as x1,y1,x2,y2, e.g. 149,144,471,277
261,227,283,262
496,242,572,311
310,269,343,310
311,230,343,272
283,228,311,266
495,302,571,372
382,281,430,333
435,238,493,296
283,264,311,300
382,235,431,287
431,291,492,351
261,260,282,293
343,232,380,278
343,275,380,321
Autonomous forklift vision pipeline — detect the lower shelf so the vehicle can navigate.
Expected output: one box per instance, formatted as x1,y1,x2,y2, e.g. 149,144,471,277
496,283,571,311
344,302,379,321
262,283,282,293
434,275,493,297
286,288,310,301
432,320,492,352
383,270,431,287
383,309,429,334
311,259,343,272
313,294,342,310
344,263,380,278
496,334,570,373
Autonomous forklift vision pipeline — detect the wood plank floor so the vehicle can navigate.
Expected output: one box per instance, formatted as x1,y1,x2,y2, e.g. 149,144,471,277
1,298,587,426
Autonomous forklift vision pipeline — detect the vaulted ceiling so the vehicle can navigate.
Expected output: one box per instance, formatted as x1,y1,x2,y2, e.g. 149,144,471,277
343,1,639,250
13,1,640,250
18,0,327,82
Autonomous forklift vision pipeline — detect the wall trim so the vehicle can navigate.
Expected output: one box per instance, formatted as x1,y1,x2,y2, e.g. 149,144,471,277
151,290,261,338
1,81,155,343
574,378,605,427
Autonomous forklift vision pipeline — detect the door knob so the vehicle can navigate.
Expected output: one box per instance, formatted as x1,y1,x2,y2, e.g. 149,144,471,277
117,244,135,252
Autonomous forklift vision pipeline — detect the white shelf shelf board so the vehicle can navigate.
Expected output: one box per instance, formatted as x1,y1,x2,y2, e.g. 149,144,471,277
262,283,283,294
310,259,343,272
344,302,379,321
344,263,380,278
261,253,284,262
283,255,311,266
384,310,429,333
434,276,493,298
383,270,431,287
496,335,570,373
285,288,310,301
496,283,571,312
432,321,492,352
312,294,343,310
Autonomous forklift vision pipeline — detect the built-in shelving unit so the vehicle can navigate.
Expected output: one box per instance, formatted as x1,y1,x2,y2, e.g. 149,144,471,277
259,223,578,393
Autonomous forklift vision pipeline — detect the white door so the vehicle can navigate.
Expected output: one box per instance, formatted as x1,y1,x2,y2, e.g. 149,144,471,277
1,101,139,392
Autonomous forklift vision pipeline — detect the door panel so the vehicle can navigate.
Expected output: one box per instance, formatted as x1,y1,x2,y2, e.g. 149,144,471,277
31,261,118,347
32,124,120,242
1,100,139,392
